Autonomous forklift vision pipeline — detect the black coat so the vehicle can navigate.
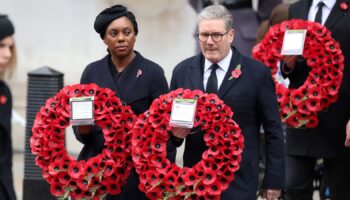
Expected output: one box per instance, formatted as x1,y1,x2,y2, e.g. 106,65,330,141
75,52,174,200
170,47,285,199
0,80,16,200
286,0,350,158
76,52,170,159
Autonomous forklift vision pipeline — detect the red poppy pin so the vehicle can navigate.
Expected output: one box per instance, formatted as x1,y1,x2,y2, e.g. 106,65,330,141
229,64,242,80
0,95,7,105
136,69,142,78
340,2,349,11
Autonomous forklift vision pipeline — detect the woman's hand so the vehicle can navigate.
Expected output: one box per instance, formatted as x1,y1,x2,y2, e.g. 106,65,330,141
78,125,93,135
171,127,191,139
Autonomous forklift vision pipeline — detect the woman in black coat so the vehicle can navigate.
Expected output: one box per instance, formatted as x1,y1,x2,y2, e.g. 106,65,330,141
74,5,175,200
0,14,17,200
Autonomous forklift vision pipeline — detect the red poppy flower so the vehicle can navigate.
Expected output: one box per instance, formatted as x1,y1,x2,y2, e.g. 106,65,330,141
285,113,303,128
306,99,321,112
194,182,208,196
103,159,115,177
229,65,242,80
57,172,71,185
218,176,230,190
202,168,217,185
297,100,311,115
308,86,322,100
82,83,100,96
182,170,198,186
340,2,349,11
136,69,142,78
204,132,219,146
67,162,84,179
303,114,317,128
207,181,222,196
163,173,178,186
76,177,89,191
70,188,85,199
0,95,7,104
207,146,220,156
50,180,66,196
290,88,306,106
326,81,341,96
48,161,63,175
67,84,82,97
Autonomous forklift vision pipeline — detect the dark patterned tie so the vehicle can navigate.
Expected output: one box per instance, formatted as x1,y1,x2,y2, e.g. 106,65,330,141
206,64,219,94
314,2,325,24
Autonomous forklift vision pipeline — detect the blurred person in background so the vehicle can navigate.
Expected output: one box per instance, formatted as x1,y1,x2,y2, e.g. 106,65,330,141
255,3,289,44
0,14,17,200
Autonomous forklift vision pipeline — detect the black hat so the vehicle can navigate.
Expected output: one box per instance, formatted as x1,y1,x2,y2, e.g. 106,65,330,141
0,14,15,41
94,4,138,39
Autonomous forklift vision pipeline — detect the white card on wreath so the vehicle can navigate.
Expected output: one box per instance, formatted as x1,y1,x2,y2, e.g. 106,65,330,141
281,29,307,55
169,98,197,128
70,96,94,125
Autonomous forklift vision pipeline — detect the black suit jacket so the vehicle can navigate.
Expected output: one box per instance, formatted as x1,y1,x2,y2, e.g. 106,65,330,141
170,47,285,199
0,80,16,200
75,52,174,200
286,0,350,158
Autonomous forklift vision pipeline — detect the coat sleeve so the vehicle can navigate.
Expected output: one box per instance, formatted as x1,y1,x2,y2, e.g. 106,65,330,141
258,68,286,189
0,83,12,165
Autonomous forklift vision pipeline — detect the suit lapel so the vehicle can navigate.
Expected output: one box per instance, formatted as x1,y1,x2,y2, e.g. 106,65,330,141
325,0,350,29
188,55,205,91
218,48,243,98
115,52,143,104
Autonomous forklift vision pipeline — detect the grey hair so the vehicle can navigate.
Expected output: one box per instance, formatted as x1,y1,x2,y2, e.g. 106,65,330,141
198,5,233,30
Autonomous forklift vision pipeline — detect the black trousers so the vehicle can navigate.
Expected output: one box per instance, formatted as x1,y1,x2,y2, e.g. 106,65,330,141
286,155,350,200
0,166,16,200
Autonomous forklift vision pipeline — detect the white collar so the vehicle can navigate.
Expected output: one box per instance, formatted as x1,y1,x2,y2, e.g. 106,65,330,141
311,0,336,10
204,49,232,73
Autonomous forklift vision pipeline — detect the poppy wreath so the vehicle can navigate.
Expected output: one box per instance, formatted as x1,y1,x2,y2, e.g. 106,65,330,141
131,88,244,200
30,83,136,199
253,19,344,128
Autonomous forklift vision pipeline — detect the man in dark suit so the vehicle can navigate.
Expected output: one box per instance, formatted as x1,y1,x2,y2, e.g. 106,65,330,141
282,0,350,199
170,5,285,200
189,0,282,56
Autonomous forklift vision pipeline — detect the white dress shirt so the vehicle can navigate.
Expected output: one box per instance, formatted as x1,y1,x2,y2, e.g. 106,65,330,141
308,0,336,25
203,49,233,91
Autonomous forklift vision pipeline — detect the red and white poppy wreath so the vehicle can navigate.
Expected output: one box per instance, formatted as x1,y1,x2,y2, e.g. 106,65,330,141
30,83,136,199
131,88,244,200
253,19,344,128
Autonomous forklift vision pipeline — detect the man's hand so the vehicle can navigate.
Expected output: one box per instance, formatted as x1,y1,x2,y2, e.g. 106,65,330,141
282,55,297,69
345,120,350,147
78,125,93,135
262,189,281,200
171,127,191,139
